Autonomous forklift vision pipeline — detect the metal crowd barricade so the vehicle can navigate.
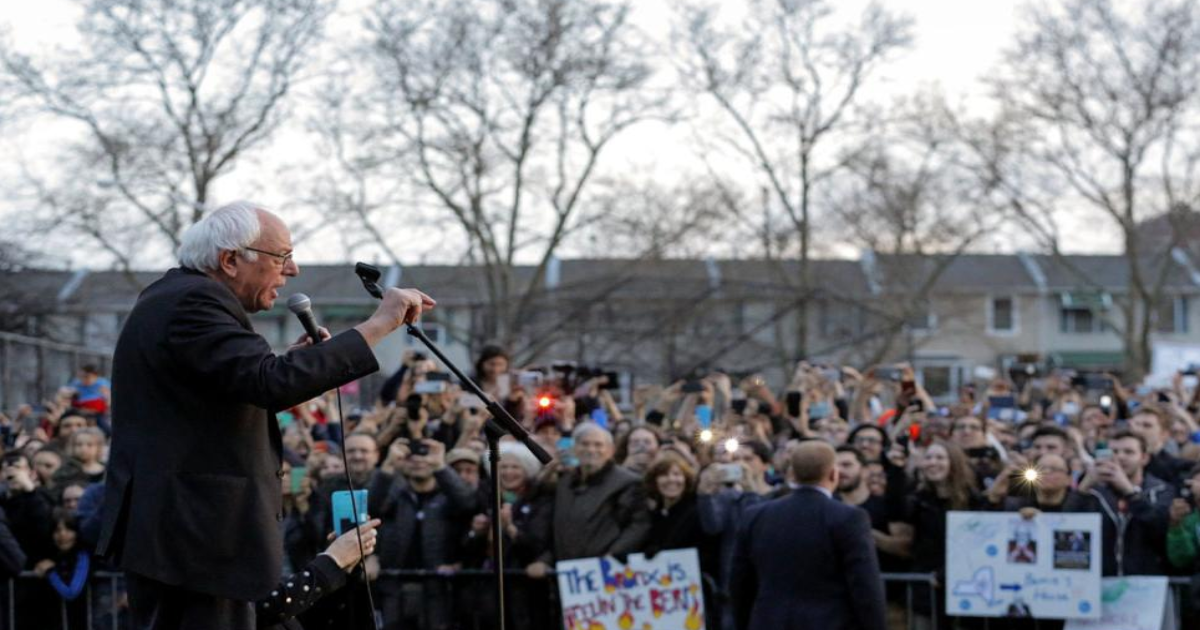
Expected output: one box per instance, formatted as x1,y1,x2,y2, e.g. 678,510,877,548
0,570,1191,629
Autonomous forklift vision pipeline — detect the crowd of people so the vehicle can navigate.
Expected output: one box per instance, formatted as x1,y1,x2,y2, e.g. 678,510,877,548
6,353,1200,629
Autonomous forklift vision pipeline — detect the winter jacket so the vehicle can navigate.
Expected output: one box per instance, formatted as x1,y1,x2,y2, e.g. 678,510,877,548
1078,473,1174,576
541,461,650,562
376,467,478,569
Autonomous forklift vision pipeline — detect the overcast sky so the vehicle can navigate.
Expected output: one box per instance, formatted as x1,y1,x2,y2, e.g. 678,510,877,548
2,0,1117,269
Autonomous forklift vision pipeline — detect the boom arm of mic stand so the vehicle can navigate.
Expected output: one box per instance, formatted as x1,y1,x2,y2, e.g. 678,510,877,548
353,262,551,464
403,324,553,464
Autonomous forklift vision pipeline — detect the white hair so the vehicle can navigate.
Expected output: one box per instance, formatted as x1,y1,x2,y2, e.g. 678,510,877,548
572,421,613,446
499,441,541,480
177,200,265,272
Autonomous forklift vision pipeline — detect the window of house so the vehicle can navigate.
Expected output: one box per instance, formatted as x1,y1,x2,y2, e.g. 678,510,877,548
1060,307,1099,333
989,296,1016,333
905,301,936,332
1059,292,1111,334
819,300,865,340
1155,296,1189,334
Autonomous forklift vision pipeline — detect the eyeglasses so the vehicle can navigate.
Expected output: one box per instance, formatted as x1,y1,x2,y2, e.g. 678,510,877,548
244,246,294,267
854,436,883,445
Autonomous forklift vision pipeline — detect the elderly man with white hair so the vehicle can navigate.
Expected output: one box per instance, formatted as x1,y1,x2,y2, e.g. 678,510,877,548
96,201,436,630
532,422,650,572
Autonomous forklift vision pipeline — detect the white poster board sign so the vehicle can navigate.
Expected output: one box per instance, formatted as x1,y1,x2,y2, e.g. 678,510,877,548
556,548,706,630
1065,576,1175,630
1150,342,1200,388
946,511,1102,619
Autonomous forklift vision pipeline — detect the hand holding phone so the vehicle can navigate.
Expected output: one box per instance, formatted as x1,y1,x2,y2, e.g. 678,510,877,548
331,489,369,536
785,391,803,418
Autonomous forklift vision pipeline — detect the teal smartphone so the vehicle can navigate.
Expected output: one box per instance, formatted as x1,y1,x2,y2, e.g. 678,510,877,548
331,489,369,536
290,467,307,494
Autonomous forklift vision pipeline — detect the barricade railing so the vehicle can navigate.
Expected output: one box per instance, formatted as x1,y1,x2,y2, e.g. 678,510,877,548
0,570,1189,630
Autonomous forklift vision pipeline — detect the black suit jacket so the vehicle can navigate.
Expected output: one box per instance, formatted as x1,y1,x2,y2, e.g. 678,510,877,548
97,267,379,601
731,487,886,630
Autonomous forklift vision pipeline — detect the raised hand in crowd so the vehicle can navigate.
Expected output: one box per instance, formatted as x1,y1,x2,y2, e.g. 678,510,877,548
1171,497,1192,528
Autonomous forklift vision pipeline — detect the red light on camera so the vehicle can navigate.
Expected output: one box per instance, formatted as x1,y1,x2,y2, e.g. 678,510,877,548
538,396,553,409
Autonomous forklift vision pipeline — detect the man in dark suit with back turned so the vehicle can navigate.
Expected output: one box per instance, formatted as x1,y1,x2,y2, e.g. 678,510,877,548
731,440,886,630
96,200,436,630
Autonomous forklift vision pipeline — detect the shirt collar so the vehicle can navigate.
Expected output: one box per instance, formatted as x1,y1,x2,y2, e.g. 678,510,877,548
798,484,833,499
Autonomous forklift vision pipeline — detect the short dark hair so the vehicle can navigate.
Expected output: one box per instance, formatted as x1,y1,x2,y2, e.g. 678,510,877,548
51,508,79,532
835,445,867,466
0,452,28,468
80,365,99,375
847,424,889,448
739,440,773,465
1031,426,1070,443
1110,430,1148,454
1131,406,1171,432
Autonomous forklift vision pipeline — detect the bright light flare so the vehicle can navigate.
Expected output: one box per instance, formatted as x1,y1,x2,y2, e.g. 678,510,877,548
724,438,740,453
699,429,714,443
538,396,552,409
1023,468,1040,483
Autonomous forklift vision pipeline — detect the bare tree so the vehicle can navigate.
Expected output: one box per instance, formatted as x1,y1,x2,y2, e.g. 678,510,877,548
0,0,334,271
351,0,668,348
978,0,1200,378
0,240,53,335
676,0,913,358
567,176,733,260
825,96,1008,364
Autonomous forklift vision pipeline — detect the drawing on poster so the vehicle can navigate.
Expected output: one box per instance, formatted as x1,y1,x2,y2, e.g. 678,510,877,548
952,566,999,606
946,512,1102,619
1008,520,1037,564
1053,531,1092,570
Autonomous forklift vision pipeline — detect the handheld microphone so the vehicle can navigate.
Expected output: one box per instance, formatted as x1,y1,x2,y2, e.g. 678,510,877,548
286,293,323,345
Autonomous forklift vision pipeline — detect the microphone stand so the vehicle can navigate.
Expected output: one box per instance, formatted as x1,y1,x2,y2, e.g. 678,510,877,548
354,263,552,630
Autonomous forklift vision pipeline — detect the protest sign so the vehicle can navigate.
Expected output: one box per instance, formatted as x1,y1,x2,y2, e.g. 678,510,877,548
946,511,1102,619
556,548,706,630
1065,576,1175,630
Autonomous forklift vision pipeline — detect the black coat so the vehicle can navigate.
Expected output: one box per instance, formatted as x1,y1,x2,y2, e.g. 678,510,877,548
543,462,651,563
96,267,379,601
375,468,478,569
731,487,886,630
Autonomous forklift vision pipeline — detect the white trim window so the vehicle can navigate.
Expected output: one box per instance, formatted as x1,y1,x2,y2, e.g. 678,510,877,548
1154,295,1190,334
906,300,937,333
988,295,1018,335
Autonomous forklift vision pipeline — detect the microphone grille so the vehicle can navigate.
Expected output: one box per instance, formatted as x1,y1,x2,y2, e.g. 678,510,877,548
286,293,312,314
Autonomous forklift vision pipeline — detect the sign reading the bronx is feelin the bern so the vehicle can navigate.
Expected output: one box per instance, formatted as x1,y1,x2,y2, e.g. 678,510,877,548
556,548,706,630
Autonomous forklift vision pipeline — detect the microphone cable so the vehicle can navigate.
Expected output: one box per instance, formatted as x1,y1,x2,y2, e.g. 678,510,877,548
331,386,381,630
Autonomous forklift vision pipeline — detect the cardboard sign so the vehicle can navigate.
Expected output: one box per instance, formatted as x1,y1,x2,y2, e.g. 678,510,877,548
946,511,1102,619
556,548,706,630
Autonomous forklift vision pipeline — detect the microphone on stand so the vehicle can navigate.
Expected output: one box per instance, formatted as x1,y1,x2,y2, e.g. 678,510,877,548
287,293,323,345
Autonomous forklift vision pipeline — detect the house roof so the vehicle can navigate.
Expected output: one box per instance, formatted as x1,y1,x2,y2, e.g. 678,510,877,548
3,251,1198,316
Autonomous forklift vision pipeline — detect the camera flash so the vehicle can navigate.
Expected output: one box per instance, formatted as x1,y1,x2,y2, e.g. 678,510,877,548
699,429,713,443
538,396,552,409
724,438,740,453
1099,395,1113,407
1023,468,1039,483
